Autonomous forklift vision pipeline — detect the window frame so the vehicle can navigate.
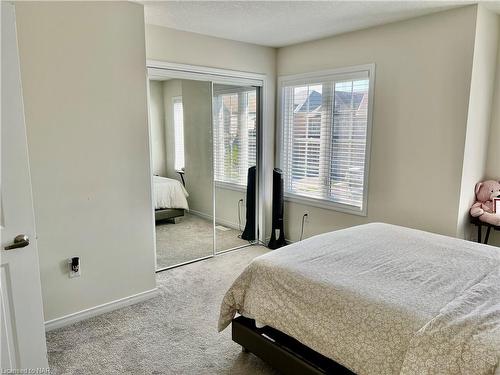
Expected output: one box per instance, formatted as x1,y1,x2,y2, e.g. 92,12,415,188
277,64,375,216
213,86,258,191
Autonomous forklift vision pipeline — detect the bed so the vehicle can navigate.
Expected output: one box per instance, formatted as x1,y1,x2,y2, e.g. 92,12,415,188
153,176,189,222
219,223,500,375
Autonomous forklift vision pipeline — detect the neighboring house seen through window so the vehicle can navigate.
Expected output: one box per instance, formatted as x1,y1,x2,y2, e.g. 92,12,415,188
280,66,374,214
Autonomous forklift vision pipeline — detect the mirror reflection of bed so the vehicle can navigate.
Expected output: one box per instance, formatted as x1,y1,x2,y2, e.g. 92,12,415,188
148,76,256,270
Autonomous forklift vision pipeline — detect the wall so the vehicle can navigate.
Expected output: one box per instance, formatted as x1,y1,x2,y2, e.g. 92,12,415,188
149,80,166,176
162,79,183,180
181,80,214,217
15,2,156,321
215,187,246,230
276,6,478,241
146,25,276,239
486,15,500,246
457,6,500,240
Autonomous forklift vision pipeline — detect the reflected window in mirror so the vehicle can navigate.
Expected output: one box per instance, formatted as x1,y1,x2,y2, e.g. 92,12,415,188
213,87,256,188
173,96,185,172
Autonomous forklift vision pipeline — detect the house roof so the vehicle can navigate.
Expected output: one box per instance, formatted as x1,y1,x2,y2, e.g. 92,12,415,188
294,90,365,113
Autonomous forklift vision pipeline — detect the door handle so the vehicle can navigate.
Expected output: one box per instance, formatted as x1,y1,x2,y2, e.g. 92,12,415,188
4,234,29,250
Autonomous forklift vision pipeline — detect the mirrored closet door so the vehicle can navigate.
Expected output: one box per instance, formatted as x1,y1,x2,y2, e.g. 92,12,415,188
213,84,259,253
148,65,262,271
149,75,214,270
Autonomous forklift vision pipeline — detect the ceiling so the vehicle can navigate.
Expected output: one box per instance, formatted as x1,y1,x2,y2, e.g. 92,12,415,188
142,1,478,48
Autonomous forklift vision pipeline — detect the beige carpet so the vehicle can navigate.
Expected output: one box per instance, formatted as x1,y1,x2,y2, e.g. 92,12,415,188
46,246,277,375
156,213,250,269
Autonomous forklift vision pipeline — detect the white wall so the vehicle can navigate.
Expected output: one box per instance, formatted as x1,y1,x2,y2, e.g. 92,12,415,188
276,6,478,241
457,6,500,239
15,2,156,321
149,80,166,176
146,25,276,238
181,80,214,217
215,187,247,231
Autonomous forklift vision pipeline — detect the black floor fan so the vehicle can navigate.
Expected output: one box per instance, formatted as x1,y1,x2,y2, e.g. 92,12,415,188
241,166,256,241
268,168,286,249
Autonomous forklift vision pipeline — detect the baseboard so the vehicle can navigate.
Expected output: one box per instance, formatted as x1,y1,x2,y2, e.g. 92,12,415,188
216,217,241,231
44,288,159,331
190,209,241,231
190,209,212,221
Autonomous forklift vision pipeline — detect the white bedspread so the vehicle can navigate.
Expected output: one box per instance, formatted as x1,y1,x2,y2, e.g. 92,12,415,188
219,223,500,375
153,176,189,210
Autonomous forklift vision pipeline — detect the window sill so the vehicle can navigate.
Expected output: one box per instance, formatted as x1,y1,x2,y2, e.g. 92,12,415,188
215,180,247,193
284,193,367,217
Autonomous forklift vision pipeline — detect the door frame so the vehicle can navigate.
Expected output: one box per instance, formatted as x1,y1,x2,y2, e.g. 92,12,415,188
146,60,269,271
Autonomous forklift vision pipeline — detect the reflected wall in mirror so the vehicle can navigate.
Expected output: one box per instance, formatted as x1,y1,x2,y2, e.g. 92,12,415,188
213,84,258,253
149,77,214,269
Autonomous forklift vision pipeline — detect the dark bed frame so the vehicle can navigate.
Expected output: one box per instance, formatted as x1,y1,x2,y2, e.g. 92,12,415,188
154,208,184,222
232,316,354,375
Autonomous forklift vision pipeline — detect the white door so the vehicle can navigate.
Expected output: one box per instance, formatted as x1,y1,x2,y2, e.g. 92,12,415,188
1,2,49,370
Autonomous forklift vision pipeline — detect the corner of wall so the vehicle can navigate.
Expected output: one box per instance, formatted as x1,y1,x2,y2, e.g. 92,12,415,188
456,5,500,239
484,13,500,246
485,15,500,180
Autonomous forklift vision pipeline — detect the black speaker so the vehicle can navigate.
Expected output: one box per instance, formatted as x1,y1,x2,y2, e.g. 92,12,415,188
241,166,256,241
268,168,286,249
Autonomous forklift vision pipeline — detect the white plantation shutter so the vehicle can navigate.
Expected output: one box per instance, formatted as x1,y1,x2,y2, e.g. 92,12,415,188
173,97,185,171
213,86,257,186
280,68,373,213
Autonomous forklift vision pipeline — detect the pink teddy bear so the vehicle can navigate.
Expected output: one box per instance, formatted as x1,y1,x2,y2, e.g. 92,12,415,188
470,180,500,226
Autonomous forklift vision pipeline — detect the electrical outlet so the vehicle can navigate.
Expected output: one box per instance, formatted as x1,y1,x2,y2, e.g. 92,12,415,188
68,257,81,278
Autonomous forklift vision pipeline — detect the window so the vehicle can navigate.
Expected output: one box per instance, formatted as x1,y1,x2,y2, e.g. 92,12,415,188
213,86,257,187
280,66,374,214
173,96,184,171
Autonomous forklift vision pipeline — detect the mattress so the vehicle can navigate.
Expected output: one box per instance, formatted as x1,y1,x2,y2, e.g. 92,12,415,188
219,223,500,375
153,176,189,210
